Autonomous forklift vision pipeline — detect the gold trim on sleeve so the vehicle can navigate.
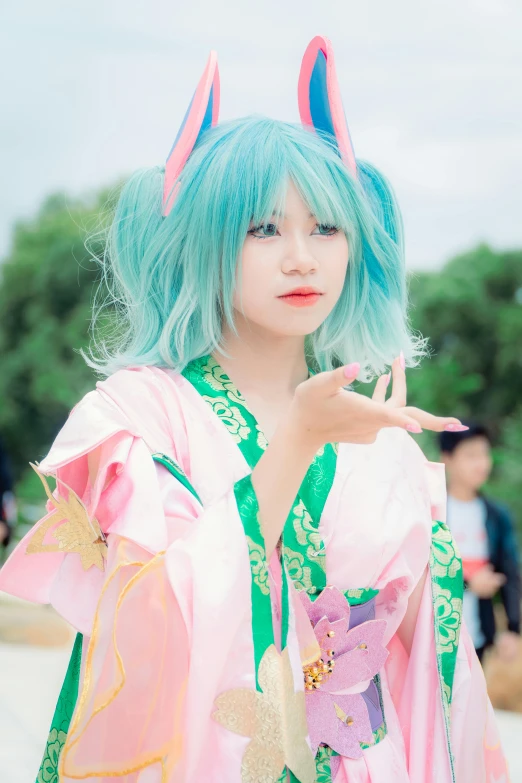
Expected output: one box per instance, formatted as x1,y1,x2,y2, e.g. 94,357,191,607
26,463,107,571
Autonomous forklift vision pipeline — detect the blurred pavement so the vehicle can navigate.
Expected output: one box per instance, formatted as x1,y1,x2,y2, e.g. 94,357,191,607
0,596,521,782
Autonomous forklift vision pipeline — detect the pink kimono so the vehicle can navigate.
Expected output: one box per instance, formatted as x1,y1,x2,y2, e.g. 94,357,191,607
0,359,509,782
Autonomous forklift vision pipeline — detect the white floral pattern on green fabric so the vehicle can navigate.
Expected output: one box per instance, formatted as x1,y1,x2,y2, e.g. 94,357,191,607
292,499,324,566
432,582,463,656
283,548,314,594
256,425,268,451
37,729,67,783
315,746,333,782
202,395,250,443
431,523,463,579
430,520,464,783
200,356,246,407
246,536,270,596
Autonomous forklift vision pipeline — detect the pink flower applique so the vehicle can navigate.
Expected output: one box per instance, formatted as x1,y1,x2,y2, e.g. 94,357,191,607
378,576,411,616
300,585,388,759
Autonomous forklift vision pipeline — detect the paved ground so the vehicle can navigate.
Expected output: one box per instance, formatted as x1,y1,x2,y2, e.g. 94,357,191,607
0,596,521,782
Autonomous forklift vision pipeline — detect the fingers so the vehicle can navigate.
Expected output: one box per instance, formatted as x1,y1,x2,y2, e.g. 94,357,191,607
313,362,360,393
388,354,407,408
377,404,423,433
372,373,390,404
402,408,468,433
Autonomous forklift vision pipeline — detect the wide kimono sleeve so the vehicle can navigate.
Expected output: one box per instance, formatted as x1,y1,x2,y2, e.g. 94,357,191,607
322,427,509,783
381,434,510,783
0,380,262,783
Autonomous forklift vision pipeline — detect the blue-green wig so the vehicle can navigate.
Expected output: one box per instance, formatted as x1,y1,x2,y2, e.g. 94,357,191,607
87,116,425,379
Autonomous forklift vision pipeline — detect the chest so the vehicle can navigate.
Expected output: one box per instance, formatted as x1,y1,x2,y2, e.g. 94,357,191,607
447,499,489,558
236,391,294,442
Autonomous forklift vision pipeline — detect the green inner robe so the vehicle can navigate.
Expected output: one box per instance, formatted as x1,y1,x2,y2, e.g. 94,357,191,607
35,355,463,783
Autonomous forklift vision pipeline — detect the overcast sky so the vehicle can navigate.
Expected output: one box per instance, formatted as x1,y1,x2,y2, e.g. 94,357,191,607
1,0,521,269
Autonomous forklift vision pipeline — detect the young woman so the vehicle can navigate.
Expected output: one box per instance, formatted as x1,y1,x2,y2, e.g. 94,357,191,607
0,36,508,783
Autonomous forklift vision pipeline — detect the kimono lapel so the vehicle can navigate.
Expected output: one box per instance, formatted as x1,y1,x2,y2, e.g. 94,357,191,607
181,354,337,599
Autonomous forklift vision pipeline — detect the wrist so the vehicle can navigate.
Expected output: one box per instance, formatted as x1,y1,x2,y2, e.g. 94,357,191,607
284,405,323,457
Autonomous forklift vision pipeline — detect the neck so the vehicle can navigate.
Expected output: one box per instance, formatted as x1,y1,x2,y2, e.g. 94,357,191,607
214,317,309,398
448,483,478,503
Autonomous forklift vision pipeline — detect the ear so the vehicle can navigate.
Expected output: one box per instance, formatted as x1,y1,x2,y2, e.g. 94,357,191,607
163,51,220,216
298,36,356,176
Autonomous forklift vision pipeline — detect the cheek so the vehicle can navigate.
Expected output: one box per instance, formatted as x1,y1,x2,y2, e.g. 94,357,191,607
234,243,273,311
322,234,349,288
476,457,492,478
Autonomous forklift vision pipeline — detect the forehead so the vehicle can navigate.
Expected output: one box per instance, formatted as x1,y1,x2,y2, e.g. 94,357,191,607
453,436,490,457
275,180,315,219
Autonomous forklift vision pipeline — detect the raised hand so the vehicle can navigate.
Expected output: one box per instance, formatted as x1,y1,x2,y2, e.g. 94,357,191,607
371,354,468,434
289,357,465,451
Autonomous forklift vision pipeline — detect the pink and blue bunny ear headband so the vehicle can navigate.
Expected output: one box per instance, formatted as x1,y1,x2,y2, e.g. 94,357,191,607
298,35,357,177
162,50,220,216
162,36,355,215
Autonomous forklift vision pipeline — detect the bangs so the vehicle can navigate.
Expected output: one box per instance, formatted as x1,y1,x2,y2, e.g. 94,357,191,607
88,114,425,380
178,115,359,242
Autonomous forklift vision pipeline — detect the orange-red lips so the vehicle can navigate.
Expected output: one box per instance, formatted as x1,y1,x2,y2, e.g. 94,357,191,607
278,286,323,307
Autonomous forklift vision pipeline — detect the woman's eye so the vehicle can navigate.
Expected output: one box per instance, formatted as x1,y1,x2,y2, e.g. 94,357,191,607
248,223,278,238
315,224,339,236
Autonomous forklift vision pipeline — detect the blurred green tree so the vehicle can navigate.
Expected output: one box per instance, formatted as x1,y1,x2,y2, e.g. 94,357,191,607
407,244,522,529
1,192,522,537
0,191,114,487
408,244,522,429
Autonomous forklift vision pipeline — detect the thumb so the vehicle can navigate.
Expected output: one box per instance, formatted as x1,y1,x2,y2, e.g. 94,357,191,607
333,362,361,389
307,362,360,395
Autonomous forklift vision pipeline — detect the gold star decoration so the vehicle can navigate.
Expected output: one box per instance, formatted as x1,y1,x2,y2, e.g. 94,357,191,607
212,644,316,783
25,463,107,571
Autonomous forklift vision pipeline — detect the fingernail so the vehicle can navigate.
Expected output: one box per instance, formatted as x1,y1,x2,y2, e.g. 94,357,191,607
444,424,469,432
406,423,422,433
384,373,391,388
344,362,360,378
399,351,406,371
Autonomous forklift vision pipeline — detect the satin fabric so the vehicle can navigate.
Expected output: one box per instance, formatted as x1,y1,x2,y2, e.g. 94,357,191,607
0,365,508,782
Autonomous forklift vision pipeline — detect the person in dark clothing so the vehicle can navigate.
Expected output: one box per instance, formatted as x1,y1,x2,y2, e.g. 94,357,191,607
439,421,521,663
0,437,15,550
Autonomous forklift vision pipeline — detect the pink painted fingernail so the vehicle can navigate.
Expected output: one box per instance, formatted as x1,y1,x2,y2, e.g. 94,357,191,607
444,423,469,432
406,423,422,433
384,373,391,388
399,351,406,371
344,362,360,378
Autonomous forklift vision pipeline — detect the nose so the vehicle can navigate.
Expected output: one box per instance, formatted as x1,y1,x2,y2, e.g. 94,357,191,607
281,231,318,275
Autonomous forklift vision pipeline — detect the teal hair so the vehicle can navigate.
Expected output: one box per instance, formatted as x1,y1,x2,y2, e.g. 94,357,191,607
87,115,425,379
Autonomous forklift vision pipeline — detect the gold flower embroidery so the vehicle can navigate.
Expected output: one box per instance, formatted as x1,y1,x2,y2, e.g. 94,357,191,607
314,745,334,783
200,357,246,407
292,499,324,565
432,582,463,656
345,588,364,600
26,464,107,571
256,426,268,451
203,395,251,443
213,645,316,783
246,536,270,596
37,728,68,783
430,523,462,580
283,548,314,594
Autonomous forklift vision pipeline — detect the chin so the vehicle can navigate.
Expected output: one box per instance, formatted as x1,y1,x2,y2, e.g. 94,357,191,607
265,320,323,337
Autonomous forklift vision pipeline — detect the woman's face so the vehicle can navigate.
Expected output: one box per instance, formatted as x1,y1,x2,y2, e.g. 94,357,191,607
233,180,349,336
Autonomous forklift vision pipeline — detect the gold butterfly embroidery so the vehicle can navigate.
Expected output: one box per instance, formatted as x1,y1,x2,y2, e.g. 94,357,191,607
26,463,107,571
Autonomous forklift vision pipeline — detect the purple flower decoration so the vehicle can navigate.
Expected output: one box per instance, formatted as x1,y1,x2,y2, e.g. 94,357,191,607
300,586,388,759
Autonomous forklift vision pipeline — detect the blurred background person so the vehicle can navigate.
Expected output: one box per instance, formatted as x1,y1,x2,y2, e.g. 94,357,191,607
0,435,16,562
440,422,520,664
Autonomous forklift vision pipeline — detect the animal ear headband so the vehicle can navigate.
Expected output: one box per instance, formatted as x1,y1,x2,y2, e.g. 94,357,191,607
162,36,355,216
298,35,357,176
162,50,220,215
